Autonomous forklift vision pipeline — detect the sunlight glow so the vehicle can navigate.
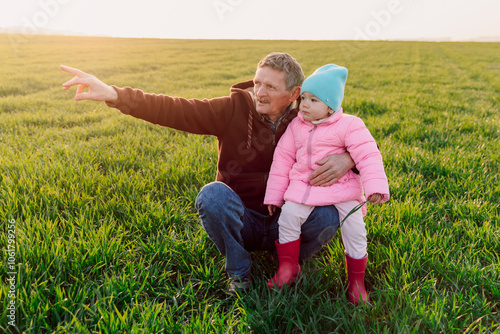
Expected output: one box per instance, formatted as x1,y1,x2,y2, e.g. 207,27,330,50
1,0,499,41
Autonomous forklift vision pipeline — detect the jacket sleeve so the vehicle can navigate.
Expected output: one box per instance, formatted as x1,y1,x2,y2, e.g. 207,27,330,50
343,116,390,203
264,121,297,207
105,86,233,137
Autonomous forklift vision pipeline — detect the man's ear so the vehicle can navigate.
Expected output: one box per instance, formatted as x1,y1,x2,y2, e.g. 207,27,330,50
289,86,301,102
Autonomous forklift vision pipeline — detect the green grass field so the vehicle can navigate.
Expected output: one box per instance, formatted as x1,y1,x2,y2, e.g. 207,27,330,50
0,34,499,333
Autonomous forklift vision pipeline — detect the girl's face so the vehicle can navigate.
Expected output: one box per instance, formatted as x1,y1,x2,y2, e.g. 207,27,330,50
299,92,331,121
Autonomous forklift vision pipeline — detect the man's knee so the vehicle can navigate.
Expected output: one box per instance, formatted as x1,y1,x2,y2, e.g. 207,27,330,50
317,225,337,245
195,181,230,212
195,181,245,232
314,205,340,221
307,205,340,244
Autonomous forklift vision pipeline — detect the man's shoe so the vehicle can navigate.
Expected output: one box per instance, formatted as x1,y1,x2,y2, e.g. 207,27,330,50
227,274,252,294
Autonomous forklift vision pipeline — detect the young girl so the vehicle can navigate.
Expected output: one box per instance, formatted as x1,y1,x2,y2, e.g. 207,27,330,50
264,64,390,305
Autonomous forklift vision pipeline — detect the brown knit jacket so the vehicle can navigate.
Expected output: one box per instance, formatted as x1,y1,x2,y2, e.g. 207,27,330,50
106,80,298,215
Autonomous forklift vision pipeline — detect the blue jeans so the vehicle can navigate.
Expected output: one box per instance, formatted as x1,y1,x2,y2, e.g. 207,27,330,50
195,182,340,279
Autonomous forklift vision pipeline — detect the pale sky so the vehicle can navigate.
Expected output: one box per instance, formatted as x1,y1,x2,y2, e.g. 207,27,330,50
1,0,499,41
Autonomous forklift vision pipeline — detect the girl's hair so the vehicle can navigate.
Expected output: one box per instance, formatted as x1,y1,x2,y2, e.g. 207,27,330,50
257,52,305,91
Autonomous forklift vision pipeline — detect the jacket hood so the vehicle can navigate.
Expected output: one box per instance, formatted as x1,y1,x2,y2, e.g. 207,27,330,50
229,80,257,148
231,80,255,94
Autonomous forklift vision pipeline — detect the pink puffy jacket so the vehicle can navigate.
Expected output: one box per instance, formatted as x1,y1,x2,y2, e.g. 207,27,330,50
264,108,390,215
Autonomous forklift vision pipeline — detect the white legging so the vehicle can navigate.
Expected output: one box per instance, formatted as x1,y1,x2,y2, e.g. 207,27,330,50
278,200,367,259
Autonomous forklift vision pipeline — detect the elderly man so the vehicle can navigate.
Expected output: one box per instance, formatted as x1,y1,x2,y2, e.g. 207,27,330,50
61,52,354,293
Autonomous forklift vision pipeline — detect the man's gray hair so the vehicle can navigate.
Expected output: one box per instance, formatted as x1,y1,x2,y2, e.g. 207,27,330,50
257,52,305,91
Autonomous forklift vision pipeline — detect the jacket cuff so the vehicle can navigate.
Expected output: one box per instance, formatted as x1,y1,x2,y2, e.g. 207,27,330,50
105,86,137,115
263,199,284,207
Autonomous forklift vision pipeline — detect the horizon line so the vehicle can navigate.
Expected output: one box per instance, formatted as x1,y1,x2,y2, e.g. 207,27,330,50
1,27,500,43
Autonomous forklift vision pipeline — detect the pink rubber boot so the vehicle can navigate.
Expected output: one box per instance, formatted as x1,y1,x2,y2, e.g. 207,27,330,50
267,238,301,289
345,253,371,305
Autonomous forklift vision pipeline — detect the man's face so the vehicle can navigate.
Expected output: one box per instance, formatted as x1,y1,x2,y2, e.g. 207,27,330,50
253,66,296,121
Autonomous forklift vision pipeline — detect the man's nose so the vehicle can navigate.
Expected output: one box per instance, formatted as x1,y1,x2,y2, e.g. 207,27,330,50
255,86,266,96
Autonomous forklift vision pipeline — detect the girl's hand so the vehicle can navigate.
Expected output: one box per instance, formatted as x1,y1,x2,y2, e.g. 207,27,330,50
367,193,382,205
268,205,277,216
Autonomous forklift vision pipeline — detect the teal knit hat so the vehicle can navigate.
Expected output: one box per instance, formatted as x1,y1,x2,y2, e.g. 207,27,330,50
301,64,348,112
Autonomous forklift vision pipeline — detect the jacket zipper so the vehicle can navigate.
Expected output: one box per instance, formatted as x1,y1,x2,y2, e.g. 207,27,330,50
301,124,317,204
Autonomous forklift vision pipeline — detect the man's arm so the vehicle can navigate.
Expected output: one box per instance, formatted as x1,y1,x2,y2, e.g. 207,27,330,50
308,152,355,187
61,65,232,137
